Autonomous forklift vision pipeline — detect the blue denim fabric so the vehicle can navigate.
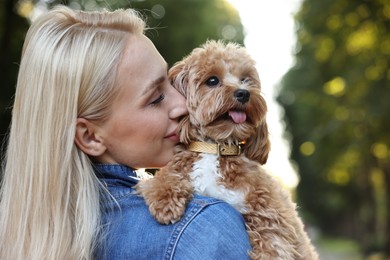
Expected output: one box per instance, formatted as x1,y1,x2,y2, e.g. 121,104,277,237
94,164,251,260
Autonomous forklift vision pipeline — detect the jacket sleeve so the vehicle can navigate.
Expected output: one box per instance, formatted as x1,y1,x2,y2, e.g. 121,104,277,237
171,201,252,260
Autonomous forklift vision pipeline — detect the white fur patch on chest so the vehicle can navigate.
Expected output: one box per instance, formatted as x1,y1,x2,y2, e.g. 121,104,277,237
190,153,247,213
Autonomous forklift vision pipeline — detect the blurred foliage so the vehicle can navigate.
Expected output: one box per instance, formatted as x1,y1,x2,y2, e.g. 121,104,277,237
277,0,390,256
0,0,244,155
317,236,363,260
0,0,29,155
49,0,245,65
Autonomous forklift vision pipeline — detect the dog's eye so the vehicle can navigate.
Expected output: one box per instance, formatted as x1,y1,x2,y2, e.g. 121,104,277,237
241,77,249,83
205,76,220,87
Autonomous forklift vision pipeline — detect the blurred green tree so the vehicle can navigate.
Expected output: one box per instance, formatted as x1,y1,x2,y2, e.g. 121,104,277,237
0,0,244,157
116,0,244,66
277,0,390,256
46,0,244,65
0,0,30,153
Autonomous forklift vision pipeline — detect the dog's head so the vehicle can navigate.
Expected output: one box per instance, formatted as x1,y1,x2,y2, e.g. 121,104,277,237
169,40,270,164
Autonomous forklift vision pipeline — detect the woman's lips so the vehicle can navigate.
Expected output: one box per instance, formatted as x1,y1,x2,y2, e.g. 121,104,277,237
165,132,180,142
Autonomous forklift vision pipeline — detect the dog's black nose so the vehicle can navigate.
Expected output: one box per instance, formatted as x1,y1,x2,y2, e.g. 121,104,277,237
234,89,250,104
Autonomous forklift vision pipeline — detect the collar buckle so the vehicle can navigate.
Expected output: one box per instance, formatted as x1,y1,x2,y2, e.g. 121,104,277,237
217,143,241,156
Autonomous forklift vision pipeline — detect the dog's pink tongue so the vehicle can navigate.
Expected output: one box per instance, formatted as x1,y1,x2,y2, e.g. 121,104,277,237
228,110,247,124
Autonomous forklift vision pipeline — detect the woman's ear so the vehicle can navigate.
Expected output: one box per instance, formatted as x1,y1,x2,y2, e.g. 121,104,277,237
74,118,106,157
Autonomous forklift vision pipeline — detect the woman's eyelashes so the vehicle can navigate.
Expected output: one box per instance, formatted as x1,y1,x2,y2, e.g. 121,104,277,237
150,93,165,106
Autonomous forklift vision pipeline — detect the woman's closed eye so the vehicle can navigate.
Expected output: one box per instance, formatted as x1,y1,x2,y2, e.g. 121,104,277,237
150,93,165,106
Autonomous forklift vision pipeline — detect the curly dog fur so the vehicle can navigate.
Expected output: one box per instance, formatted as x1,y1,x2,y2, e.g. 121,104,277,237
136,40,318,259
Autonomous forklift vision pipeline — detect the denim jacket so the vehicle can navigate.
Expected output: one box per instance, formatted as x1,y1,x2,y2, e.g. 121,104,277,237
94,164,251,259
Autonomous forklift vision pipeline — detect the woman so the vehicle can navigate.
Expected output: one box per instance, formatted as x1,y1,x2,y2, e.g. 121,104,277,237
0,6,251,259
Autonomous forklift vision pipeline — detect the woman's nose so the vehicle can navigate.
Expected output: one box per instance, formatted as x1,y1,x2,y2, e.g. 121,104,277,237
169,88,188,120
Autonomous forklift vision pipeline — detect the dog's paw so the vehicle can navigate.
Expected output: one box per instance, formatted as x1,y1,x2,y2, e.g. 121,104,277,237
136,178,193,225
148,195,189,224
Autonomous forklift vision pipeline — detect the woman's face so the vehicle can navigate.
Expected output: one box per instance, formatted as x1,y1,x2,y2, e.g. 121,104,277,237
95,35,187,168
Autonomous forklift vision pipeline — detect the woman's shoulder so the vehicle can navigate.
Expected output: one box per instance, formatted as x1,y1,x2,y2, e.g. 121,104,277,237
172,195,252,259
187,194,249,236
98,192,251,259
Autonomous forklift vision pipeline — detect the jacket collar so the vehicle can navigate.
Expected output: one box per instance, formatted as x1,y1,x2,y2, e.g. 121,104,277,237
94,164,140,187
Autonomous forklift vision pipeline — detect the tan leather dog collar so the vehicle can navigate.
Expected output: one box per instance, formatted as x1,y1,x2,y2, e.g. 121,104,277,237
188,141,242,156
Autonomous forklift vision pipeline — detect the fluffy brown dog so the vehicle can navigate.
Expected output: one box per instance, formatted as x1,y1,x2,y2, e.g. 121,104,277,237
136,40,318,260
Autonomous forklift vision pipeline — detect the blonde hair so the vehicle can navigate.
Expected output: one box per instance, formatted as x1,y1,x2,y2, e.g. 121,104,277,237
0,6,145,259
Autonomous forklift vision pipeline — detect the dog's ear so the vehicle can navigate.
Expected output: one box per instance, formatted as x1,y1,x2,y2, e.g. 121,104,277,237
168,61,188,97
169,61,192,145
243,120,270,165
178,115,191,145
